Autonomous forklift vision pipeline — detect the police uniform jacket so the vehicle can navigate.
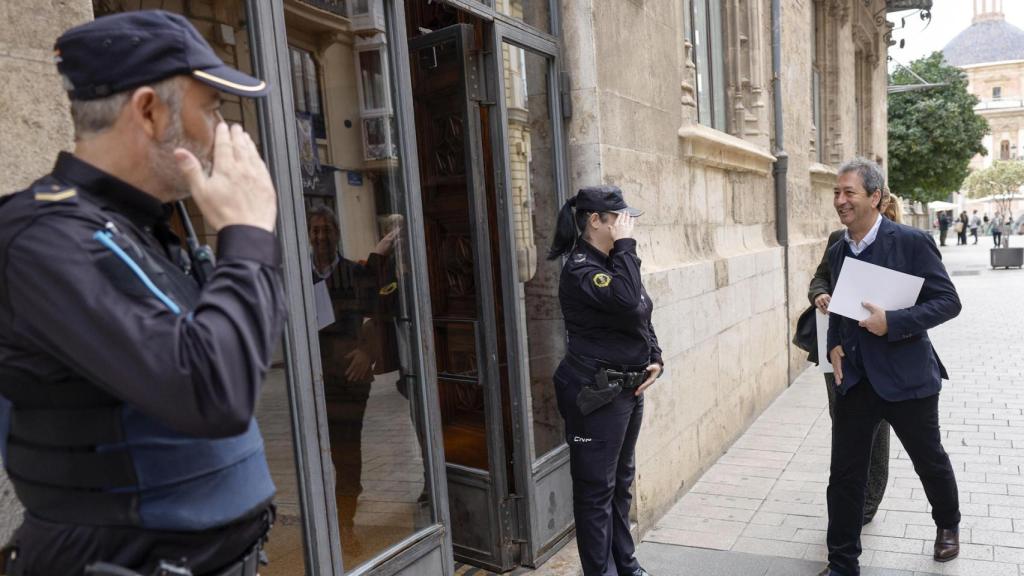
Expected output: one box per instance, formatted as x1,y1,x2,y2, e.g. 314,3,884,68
0,152,287,532
560,237,662,369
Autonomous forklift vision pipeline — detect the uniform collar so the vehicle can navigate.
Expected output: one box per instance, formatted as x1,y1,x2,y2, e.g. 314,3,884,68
52,151,172,227
578,237,610,263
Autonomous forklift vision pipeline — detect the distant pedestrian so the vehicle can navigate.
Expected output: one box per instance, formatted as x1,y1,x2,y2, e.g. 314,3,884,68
993,212,1004,247
956,211,968,245
970,210,981,244
938,211,951,246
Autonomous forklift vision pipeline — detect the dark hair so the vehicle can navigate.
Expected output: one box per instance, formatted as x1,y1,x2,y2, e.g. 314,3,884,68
547,197,611,260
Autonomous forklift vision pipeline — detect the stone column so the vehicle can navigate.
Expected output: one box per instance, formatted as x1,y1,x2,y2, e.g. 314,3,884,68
0,0,93,541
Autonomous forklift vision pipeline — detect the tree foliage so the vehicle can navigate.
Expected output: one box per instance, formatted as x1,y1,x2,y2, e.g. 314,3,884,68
888,52,989,204
961,160,1024,215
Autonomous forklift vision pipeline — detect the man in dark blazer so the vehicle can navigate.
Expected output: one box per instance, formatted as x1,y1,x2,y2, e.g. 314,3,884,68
817,158,962,576
809,228,889,527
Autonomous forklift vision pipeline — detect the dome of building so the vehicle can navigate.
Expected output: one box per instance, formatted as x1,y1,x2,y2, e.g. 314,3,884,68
943,9,1024,67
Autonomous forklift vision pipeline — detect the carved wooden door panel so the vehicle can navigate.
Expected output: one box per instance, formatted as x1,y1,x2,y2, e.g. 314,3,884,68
409,23,516,572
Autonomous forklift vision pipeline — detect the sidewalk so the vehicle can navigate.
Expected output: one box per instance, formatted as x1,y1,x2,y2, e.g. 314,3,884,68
637,241,1024,575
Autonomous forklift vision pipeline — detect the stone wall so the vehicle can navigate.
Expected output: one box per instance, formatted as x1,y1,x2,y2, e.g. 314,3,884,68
0,0,94,540
560,0,891,531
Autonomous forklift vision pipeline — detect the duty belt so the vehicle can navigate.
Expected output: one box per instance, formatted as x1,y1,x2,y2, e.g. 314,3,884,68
0,506,273,576
566,354,648,389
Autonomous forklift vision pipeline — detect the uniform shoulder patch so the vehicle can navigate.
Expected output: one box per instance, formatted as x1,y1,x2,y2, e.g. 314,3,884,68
572,252,586,264
592,273,612,288
34,186,77,203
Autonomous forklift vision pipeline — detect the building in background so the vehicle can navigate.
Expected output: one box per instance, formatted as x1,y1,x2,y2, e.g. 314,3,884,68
944,0,1024,216
0,0,896,574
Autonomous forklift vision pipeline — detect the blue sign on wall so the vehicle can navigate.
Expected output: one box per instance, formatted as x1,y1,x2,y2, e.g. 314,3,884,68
347,171,364,187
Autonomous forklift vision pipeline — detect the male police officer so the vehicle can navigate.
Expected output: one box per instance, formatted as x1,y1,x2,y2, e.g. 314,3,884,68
0,11,286,575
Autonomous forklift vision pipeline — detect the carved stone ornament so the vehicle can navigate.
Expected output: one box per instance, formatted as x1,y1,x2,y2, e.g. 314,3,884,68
827,0,851,26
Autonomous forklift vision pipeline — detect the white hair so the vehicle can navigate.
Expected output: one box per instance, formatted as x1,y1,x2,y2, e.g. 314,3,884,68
68,76,184,141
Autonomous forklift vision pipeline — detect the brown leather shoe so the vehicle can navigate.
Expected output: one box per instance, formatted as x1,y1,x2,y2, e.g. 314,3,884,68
934,527,960,562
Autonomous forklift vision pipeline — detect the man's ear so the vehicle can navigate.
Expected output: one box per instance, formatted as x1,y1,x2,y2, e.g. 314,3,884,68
127,86,167,140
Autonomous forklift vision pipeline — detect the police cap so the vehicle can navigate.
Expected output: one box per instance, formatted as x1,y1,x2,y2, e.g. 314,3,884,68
574,185,643,217
55,10,269,100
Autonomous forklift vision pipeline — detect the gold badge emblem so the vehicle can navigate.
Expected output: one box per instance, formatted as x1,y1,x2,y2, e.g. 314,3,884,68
592,273,611,288
379,281,398,296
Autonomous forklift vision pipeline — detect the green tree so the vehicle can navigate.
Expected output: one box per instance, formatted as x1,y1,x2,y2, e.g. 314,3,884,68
888,52,988,204
961,160,1024,218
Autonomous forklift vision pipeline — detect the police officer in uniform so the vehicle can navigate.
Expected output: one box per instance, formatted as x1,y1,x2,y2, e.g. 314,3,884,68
548,186,662,576
0,11,285,575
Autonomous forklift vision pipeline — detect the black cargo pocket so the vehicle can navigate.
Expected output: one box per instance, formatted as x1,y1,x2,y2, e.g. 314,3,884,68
566,432,609,485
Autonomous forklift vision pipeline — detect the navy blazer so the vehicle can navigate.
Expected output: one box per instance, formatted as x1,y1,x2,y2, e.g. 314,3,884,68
826,217,961,401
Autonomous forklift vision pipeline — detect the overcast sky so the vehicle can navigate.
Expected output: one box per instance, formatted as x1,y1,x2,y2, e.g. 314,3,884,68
887,0,1024,70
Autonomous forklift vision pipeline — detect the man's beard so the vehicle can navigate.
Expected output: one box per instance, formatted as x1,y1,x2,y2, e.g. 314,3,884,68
150,114,212,201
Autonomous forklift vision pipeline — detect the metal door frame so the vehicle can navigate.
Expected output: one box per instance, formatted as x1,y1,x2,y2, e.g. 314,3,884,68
407,22,519,572
247,0,455,574
485,20,574,567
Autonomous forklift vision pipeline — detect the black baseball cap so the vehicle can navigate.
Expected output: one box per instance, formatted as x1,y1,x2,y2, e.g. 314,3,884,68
574,185,643,217
55,10,269,100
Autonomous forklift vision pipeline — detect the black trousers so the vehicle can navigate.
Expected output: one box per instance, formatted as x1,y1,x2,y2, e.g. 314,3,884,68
5,506,270,575
823,373,888,518
826,380,960,576
554,360,643,576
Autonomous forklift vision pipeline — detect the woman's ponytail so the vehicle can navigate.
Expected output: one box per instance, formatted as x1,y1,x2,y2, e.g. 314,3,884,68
547,195,579,260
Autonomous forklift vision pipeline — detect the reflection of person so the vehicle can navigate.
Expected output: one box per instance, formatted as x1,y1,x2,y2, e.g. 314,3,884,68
308,205,399,542
548,186,662,576
0,11,286,575
818,159,961,576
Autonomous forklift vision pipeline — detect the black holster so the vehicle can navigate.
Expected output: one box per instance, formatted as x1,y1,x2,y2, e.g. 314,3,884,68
576,368,622,415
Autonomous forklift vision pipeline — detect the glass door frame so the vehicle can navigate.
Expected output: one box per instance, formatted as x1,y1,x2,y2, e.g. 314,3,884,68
486,20,574,568
246,0,455,574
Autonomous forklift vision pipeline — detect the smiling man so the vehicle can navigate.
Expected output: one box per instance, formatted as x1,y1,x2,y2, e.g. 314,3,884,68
0,10,285,576
817,158,962,576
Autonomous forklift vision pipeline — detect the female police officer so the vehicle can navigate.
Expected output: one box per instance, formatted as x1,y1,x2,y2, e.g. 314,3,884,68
548,185,662,576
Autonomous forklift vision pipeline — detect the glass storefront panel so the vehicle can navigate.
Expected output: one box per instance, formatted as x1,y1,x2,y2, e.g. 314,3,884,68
494,0,552,34
283,1,434,571
500,42,565,461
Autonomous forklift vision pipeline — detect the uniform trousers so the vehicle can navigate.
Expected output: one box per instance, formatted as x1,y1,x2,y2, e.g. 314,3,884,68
554,360,643,576
826,380,960,576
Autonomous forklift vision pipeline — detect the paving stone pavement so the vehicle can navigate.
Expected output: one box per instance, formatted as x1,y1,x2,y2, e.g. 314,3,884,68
637,239,1024,576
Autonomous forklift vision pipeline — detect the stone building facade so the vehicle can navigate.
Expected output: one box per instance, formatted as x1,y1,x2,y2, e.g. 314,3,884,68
0,0,893,573
562,0,891,529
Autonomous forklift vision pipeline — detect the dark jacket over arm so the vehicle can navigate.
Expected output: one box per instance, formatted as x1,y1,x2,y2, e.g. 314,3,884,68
807,229,845,305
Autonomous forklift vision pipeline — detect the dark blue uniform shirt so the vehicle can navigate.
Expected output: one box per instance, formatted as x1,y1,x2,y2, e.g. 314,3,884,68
0,153,288,572
560,237,662,368
0,152,287,438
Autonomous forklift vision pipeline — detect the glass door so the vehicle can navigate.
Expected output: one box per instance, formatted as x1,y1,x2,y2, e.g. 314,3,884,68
488,23,575,567
406,20,519,572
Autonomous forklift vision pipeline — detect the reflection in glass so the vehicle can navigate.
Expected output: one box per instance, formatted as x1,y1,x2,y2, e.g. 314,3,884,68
495,0,551,34
288,12,433,571
502,43,565,460
359,50,387,111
